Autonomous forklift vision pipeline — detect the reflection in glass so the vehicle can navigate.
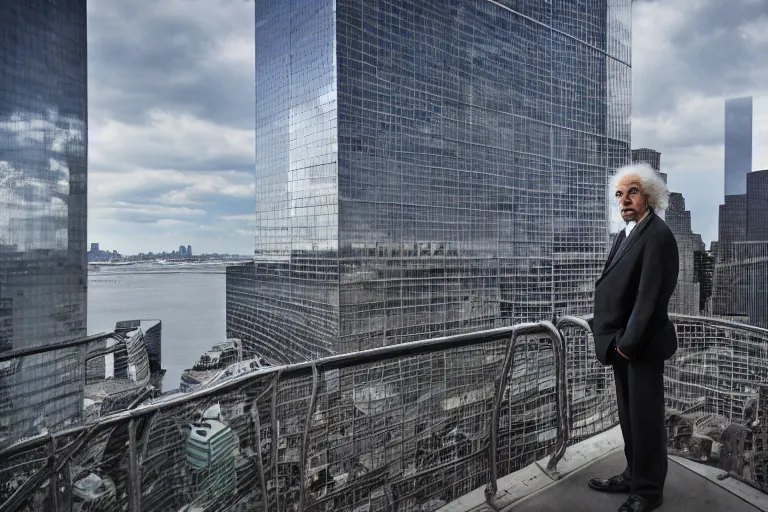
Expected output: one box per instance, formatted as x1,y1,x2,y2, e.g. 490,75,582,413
248,0,631,363
0,0,88,442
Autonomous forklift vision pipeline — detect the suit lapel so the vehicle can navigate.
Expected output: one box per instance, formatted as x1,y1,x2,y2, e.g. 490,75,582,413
602,212,655,278
602,230,625,274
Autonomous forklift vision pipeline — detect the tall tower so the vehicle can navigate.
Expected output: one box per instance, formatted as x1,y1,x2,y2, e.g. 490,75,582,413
724,97,753,197
0,0,88,442
248,0,632,363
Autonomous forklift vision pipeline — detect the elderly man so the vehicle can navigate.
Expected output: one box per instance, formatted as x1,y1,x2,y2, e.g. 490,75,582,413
587,164,679,512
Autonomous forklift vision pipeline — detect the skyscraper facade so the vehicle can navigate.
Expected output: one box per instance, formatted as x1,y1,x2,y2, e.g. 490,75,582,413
225,261,258,354
732,242,768,329
0,0,88,440
747,169,768,241
724,97,753,197
693,250,715,314
631,147,668,183
251,0,632,362
712,194,748,317
665,192,703,315
631,148,661,172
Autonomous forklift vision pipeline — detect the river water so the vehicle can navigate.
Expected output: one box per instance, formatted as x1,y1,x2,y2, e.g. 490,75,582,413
87,264,228,390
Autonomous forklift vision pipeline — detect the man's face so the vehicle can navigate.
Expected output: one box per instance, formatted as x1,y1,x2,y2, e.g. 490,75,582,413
614,174,648,222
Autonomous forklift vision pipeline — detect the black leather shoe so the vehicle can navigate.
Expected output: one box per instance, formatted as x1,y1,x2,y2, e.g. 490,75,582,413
618,494,663,512
588,473,631,493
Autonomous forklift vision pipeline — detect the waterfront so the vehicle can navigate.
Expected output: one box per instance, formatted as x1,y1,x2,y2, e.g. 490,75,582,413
87,264,228,389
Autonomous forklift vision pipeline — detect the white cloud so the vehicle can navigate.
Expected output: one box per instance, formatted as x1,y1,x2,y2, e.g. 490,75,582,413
90,109,254,173
90,201,207,220
220,214,255,222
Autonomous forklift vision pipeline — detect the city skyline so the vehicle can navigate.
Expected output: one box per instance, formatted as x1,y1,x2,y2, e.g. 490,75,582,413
82,0,768,255
2,1,768,509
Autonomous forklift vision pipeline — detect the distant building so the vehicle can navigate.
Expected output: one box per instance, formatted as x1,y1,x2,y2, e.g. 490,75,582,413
187,245,192,257
693,250,716,314
747,170,768,241
724,97,753,197
713,168,768,323
665,193,704,315
731,242,768,328
90,242,100,253
0,0,88,442
713,194,748,317
631,148,667,185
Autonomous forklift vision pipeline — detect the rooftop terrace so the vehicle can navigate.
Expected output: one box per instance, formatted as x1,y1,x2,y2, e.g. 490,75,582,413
0,314,767,511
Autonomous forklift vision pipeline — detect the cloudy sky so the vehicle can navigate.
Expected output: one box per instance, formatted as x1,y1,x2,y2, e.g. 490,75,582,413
87,0,768,254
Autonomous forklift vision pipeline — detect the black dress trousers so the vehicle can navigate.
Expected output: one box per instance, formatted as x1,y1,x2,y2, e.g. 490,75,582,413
612,355,668,501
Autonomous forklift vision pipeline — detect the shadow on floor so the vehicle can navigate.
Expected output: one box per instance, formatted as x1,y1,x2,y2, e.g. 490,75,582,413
504,450,761,512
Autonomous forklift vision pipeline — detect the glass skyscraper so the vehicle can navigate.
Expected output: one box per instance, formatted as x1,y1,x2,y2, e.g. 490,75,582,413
724,97,753,197
0,0,88,441
251,0,632,363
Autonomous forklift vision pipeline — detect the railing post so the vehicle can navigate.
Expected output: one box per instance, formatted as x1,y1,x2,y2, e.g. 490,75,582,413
271,369,283,512
543,321,569,476
46,437,58,512
298,363,319,512
127,418,141,512
485,330,519,502
485,322,571,504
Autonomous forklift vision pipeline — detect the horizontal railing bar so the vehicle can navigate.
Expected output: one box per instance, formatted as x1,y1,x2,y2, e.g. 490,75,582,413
0,321,553,458
555,315,591,333
669,313,768,335
578,313,768,336
85,341,129,362
0,332,116,363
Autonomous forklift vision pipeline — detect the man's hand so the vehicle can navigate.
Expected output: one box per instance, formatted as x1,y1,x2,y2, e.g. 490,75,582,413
615,346,631,360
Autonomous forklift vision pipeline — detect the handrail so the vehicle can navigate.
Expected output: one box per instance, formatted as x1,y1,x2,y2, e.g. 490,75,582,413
2,314,767,509
572,313,768,337
1,320,570,511
555,315,592,333
485,320,569,502
0,332,115,363
668,313,768,335
0,321,561,460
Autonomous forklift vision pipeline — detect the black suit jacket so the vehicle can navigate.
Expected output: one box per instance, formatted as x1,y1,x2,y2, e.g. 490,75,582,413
590,212,679,365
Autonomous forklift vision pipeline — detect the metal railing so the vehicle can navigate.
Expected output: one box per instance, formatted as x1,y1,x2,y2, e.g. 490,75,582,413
1,315,767,511
0,329,158,453
0,321,567,512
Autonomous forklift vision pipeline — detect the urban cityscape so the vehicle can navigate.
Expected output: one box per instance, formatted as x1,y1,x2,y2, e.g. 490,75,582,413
1,1,767,511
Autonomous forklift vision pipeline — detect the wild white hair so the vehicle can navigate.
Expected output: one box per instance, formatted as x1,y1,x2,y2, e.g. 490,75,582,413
608,162,669,231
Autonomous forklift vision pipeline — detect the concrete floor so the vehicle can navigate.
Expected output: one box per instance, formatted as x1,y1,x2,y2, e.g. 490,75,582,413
504,451,762,512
